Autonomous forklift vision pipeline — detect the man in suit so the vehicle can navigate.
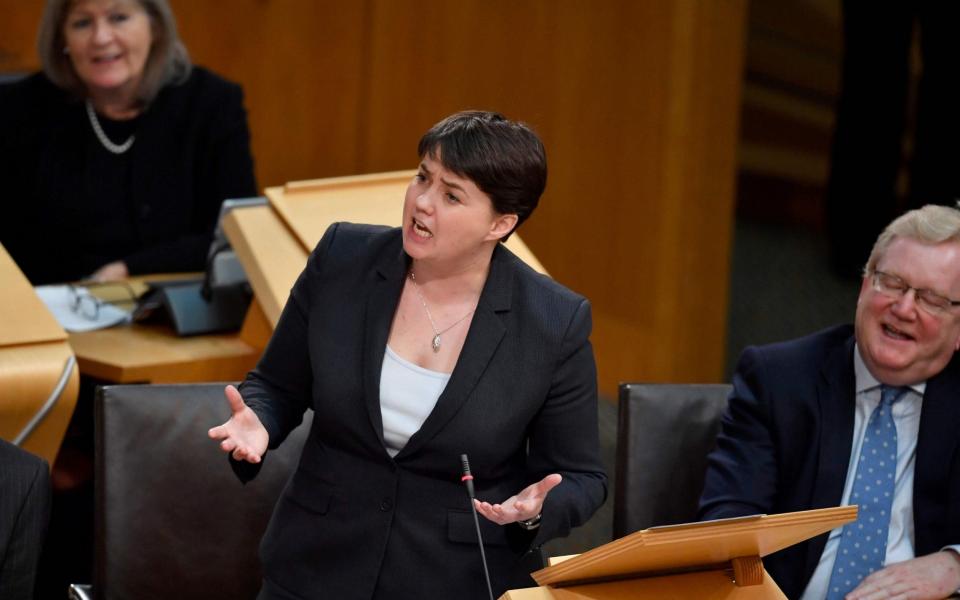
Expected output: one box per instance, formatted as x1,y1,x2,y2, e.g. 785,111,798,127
700,204,960,599
0,439,51,599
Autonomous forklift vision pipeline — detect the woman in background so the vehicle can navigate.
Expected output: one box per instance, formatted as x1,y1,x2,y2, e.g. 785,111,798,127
2,1,258,594
210,111,607,599
0,0,256,284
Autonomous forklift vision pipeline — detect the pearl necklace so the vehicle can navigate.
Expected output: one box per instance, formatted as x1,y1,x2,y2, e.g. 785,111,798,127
85,99,135,154
409,271,475,353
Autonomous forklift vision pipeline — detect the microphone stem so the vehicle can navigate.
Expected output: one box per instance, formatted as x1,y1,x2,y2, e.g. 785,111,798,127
462,454,495,600
469,497,495,600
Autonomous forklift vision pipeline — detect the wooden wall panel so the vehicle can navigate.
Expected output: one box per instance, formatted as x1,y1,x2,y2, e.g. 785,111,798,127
358,0,745,391
1,0,745,394
169,0,370,186
0,3,42,73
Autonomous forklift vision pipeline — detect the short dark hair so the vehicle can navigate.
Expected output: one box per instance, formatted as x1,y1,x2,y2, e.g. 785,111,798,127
38,0,191,105
418,111,547,240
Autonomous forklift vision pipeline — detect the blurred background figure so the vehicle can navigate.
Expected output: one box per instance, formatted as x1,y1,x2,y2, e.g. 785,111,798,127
826,2,960,278
0,0,256,285
0,1,258,596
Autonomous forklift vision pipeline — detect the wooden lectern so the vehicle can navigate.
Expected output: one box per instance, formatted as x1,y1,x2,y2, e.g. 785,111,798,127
223,171,547,336
0,244,79,465
500,506,857,599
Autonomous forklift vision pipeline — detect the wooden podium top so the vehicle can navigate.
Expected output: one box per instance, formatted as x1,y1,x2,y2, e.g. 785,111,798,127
267,170,411,251
228,170,548,330
532,506,857,587
267,170,547,274
0,244,66,347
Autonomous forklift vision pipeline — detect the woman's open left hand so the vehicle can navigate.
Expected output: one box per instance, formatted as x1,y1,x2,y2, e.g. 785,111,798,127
474,473,562,525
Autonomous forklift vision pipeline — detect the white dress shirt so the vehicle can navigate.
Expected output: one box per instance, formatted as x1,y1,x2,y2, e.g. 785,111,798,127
801,345,925,600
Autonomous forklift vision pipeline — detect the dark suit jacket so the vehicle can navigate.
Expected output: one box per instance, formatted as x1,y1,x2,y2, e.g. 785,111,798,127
0,67,257,284
699,324,960,599
0,440,50,600
237,223,607,600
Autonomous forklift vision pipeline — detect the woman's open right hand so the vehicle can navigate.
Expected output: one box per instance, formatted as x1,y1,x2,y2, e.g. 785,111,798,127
208,384,269,463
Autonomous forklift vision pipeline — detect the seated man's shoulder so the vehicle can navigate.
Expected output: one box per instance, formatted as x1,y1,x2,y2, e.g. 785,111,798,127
745,324,853,364
735,325,855,389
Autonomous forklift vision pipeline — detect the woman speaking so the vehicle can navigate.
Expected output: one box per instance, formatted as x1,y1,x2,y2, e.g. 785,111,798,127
210,111,606,599
0,0,256,284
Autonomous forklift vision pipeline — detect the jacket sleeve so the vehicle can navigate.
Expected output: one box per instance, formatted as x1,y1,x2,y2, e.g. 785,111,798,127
228,224,344,483
698,346,779,520
527,298,608,548
0,454,50,598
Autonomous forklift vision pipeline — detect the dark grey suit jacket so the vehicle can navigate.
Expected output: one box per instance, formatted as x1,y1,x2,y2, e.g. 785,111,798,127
235,224,606,600
699,324,960,599
0,440,50,600
237,223,607,600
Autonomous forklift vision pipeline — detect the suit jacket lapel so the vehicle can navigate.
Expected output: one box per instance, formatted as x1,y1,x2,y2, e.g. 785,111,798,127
914,354,960,551
362,240,408,447
396,246,513,458
805,335,857,578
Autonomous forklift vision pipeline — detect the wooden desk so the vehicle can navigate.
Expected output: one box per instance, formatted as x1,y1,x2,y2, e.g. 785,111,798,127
66,275,261,384
69,322,259,384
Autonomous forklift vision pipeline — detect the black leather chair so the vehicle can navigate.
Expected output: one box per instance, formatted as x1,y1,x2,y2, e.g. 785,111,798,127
613,382,731,538
72,383,311,600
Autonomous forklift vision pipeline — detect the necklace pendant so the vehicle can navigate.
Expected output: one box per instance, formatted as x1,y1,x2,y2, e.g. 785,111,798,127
432,334,441,353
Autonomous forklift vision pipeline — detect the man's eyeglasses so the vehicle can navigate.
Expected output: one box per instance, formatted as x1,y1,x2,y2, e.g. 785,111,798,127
68,282,138,321
871,270,960,315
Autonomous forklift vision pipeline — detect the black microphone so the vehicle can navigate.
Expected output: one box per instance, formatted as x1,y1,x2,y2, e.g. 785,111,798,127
461,454,494,600
200,240,230,301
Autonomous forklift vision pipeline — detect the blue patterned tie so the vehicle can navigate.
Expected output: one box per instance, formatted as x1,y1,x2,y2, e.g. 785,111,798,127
825,385,907,599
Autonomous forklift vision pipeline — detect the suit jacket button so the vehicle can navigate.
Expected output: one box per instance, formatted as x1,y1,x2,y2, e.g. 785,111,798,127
380,498,393,511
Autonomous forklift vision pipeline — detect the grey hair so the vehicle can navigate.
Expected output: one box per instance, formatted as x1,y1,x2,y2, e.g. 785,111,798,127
37,0,191,105
865,203,960,274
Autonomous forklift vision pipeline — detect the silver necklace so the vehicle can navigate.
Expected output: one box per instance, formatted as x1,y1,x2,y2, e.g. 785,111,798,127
409,271,474,353
85,99,135,154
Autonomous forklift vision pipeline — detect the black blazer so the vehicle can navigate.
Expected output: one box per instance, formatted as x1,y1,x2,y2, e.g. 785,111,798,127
0,67,257,284
698,324,960,599
237,223,607,600
0,440,50,600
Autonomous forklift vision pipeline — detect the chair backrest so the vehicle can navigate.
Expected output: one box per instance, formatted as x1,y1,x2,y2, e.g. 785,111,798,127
93,383,310,600
613,382,730,539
